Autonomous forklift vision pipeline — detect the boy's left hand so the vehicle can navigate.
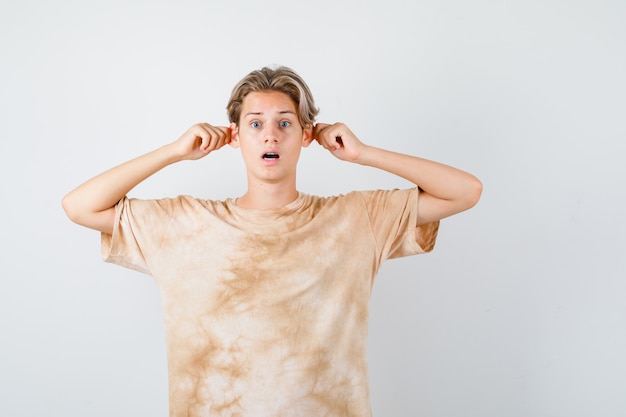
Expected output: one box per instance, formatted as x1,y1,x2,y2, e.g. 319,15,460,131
313,122,365,162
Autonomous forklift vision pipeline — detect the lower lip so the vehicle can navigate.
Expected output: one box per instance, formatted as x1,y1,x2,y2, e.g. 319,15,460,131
262,157,280,165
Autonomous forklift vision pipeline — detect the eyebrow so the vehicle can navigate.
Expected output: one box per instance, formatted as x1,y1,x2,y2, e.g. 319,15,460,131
244,110,297,118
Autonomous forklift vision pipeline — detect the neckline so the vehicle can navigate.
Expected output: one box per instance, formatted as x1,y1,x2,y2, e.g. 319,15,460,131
227,192,306,215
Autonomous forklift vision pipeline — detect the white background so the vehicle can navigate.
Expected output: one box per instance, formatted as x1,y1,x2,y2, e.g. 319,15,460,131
1,0,625,416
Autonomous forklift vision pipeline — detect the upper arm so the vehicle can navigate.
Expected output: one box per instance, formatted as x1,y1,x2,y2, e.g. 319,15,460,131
417,187,481,226
62,197,116,235
86,207,116,236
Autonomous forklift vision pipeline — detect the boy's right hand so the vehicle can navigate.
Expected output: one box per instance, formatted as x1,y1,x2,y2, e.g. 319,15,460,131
172,123,231,160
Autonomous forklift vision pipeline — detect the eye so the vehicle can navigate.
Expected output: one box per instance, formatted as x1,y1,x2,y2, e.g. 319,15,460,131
251,121,261,128
279,120,291,128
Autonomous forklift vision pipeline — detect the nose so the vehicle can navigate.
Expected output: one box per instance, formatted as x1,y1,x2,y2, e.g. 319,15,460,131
264,125,279,143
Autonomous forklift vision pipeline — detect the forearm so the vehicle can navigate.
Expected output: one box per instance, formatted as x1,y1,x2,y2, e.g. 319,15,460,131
62,143,180,225
62,123,230,233
357,145,482,223
358,146,477,198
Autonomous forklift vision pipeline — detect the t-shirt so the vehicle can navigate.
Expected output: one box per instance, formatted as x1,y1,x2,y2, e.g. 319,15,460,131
102,188,439,417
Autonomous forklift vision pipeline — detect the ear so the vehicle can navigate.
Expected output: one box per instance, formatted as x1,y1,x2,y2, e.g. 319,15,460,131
228,122,240,148
301,124,314,148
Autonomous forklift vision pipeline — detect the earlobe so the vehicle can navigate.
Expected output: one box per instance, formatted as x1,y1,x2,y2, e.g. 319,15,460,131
302,125,314,148
229,122,240,148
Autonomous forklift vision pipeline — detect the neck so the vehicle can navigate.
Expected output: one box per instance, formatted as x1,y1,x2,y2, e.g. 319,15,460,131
236,182,299,210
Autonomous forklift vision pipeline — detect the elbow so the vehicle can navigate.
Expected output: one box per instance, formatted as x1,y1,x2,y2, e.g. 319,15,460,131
61,192,83,225
61,193,76,222
465,176,483,209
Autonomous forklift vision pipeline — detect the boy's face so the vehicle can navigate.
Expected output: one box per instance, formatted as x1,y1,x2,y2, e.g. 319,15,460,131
229,90,313,185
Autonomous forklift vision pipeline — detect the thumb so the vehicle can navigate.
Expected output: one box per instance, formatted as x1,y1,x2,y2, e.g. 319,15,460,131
313,123,330,139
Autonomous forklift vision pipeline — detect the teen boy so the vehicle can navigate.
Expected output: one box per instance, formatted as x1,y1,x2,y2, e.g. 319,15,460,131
63,66,482,417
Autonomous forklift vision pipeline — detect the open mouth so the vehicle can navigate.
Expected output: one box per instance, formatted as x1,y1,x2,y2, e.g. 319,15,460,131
263,152,279,160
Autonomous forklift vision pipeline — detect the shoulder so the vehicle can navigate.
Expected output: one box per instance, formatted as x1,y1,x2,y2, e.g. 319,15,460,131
122,195,231,216
326,188,417,206
303,188,417,207
301,190,364,209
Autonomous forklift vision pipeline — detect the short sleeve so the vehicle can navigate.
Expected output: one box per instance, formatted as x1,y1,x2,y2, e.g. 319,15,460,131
362,188,439,260
101,196,173,275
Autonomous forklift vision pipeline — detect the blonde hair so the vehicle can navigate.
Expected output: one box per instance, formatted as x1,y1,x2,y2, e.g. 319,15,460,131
226,66,319,127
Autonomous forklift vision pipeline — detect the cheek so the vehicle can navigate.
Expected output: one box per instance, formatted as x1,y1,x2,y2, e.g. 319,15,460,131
242,129,263,141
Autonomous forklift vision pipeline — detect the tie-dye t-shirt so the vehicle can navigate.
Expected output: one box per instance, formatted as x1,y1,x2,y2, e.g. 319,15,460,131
101,188,439,417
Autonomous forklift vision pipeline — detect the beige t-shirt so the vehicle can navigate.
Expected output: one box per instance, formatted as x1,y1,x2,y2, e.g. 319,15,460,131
102,188,439,417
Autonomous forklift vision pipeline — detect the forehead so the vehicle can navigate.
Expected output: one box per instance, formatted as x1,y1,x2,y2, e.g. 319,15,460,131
241,90,298,116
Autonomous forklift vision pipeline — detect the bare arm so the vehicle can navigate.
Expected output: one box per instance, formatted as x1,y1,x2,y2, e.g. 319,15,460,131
61,124,230,235
313,123,482,225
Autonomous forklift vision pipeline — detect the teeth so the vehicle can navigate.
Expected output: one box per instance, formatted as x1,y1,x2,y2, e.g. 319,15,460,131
263,153,279,159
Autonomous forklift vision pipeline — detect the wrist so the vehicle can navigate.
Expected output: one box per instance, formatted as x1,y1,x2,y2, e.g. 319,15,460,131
354,145,378,166
158,143,186,165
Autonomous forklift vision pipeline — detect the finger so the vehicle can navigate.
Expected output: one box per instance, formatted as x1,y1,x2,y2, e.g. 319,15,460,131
193,125,211,153
218,126,231,145
203,125,225,151
313,123,330,139
324,130,343,151
313,123,335,150
332,133,344,148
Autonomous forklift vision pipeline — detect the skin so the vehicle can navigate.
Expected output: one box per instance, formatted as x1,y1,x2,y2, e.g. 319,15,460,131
62,90,482,236
229,91,314,209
